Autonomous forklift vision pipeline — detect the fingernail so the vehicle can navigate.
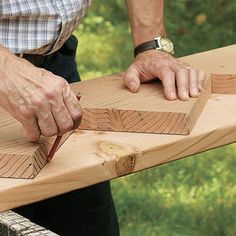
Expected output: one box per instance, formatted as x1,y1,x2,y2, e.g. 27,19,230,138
170,92,176,100
198,84,203,91
192,88,199,96
182,92,189,100
129,81,138,92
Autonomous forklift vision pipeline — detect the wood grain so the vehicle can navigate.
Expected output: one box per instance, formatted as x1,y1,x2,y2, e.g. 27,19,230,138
0,46,216,180
0,44,235,211
72,74,211,135
211,73,236,94
0,109,49,179
0,108,74,179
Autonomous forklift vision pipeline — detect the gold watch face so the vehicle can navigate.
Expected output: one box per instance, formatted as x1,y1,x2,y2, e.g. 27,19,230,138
160,37,174,54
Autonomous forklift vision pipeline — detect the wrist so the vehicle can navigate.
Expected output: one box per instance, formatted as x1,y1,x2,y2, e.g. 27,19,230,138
132,28,166,47
125,0,166,47
134,36,174,57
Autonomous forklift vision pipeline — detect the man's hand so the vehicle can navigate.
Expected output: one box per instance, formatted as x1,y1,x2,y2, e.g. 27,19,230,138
124,0,206,100
0,47,82,142
123,50,206,100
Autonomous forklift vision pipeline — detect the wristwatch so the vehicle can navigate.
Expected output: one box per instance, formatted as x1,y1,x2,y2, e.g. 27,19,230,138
134,36,174,57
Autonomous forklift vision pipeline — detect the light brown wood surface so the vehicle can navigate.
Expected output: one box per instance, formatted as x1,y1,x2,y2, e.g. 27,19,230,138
0,45,236,211
0,110,48,179
0,47,213,180
212,73,236,94
0,109,74,179
74,74,211,135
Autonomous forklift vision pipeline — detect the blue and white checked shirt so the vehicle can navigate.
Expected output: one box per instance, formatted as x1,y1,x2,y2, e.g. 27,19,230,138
0,0,92,54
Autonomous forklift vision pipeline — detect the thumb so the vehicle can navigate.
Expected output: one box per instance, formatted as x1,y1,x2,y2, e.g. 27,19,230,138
123,65,141,93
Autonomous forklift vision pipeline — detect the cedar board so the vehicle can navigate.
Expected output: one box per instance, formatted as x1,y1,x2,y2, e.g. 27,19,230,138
0,44,235,211
0,46,215,179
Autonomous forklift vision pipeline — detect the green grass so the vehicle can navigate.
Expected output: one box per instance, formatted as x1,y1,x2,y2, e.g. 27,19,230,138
112,144,236,236
74,0,236,235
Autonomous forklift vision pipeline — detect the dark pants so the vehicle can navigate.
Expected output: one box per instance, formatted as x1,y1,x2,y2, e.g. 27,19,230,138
14,35,120,236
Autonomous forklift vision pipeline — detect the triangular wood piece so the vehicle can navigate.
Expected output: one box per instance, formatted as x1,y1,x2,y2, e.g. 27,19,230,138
71,73,211,135
0,109,59,179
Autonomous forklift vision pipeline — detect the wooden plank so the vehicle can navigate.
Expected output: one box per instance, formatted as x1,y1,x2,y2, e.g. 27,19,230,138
0,110,73,179
1,44,235,180
0,46,215,180
74,73,211,135
0,110,49,179
0,210,58,235
211,73,236,94
0,44,235,211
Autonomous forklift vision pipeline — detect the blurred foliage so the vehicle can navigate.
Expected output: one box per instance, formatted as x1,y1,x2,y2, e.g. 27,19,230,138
74,0,236,235
113,145,236,236
165,0,236,55
74,0,236,79
74,0,131,79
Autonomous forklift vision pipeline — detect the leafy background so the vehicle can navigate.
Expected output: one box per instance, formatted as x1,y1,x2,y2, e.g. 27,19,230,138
74,0,236,235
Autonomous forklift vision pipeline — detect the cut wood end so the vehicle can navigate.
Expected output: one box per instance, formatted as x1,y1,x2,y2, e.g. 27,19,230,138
211,73,236,94
95,141,140,176
115,153,137,177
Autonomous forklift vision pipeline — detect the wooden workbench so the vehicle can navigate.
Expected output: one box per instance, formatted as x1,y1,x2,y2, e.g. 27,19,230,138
0,44,236,212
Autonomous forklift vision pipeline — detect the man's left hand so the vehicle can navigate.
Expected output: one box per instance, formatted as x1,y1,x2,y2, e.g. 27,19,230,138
123,50,206,101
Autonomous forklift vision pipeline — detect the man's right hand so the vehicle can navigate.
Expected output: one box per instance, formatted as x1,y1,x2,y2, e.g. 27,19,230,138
0,46,82,142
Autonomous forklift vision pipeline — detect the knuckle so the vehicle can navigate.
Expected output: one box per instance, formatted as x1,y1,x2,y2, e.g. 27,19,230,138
42,129,57,137
57,76,68,89
159,69,171,82
166,71,174,78
60,120,74,133
178,88,188,94
31,95,44,108
71,110,83,121
19,106,33,120
123,74,133,84
28,133,40,142
44,88,57,100
176,68,186,74
163,79,174,88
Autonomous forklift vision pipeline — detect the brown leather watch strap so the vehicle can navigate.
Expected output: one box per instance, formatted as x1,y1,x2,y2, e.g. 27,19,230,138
134,39,160,57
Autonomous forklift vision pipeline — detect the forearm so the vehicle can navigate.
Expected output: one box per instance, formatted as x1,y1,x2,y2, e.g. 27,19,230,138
125,0,166,46
0,44,13,58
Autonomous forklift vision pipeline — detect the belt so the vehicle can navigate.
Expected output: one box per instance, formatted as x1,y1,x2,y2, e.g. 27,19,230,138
16,35,78,67
17,52,54,67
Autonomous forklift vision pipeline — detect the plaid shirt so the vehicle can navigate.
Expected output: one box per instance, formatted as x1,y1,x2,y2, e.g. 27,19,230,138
0,0,91,54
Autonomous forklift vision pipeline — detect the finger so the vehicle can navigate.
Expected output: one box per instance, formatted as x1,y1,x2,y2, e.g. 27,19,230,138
63,90,83,130
17,106,41,142
189,68,199,97
37,110,58,137
22,117,41,142
159,66,177,100
30,94,59,137
198,70,206,91
173,68,190,100
170,61,190,100
123,65,141,93
51,96,74,135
